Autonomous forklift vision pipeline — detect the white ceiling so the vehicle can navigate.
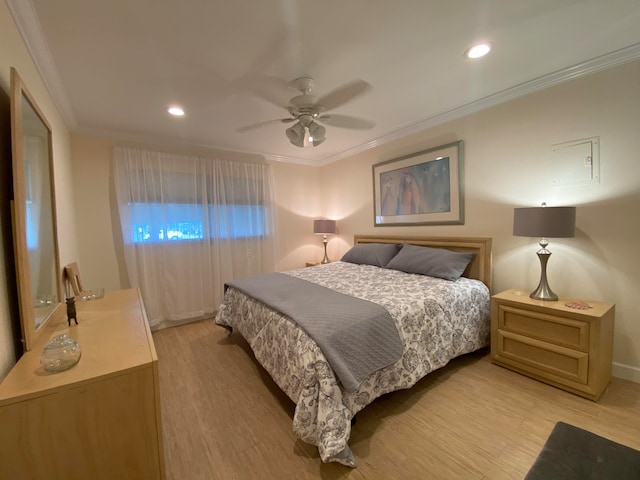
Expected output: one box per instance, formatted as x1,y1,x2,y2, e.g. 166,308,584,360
10,0,640,165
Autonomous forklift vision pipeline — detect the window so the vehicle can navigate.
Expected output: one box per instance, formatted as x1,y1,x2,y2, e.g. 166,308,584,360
129,203,265,243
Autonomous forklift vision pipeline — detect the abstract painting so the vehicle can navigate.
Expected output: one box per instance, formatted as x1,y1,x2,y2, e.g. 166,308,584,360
373,141,464,226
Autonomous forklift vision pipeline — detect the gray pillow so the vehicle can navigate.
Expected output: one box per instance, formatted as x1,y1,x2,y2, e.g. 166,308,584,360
385,243,475,281
340,243,401,267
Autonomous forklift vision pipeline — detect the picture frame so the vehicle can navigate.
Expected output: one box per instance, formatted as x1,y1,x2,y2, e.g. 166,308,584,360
372,140,464,226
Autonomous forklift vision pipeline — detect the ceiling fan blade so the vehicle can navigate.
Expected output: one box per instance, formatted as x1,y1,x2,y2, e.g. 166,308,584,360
316,114,375,130
318,80,372,111
236,117,294,133
232,75,293,109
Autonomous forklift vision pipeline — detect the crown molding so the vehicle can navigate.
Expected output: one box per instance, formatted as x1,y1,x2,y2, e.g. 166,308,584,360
7,0,77,129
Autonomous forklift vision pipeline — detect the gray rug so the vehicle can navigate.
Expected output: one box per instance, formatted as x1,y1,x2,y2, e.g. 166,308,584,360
525,422,640,479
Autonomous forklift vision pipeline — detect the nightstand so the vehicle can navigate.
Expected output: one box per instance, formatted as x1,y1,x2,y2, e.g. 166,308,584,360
491,289,614,401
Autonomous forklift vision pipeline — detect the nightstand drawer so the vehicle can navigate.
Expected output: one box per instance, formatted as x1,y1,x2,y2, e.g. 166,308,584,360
497,305,589,351
496,330,589,384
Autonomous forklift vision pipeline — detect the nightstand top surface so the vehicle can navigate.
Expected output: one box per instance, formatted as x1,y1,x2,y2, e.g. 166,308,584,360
493,288,614,318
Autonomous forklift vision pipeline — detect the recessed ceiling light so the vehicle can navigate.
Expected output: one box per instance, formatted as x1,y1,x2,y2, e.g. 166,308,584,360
464,42,492,59
167,106,185,116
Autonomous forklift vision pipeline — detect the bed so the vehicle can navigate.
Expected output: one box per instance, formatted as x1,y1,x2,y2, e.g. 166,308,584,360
215,235,492,467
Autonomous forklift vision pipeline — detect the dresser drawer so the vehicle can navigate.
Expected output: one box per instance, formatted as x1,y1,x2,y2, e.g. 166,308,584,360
497,304,589,351
495,330,589,384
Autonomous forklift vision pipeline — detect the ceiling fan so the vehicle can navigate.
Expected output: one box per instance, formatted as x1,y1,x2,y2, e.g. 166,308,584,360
238,77,374,148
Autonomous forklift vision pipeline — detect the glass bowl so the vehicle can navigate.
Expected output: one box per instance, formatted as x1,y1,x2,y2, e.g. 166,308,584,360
40,334,82,372
79,288,105,302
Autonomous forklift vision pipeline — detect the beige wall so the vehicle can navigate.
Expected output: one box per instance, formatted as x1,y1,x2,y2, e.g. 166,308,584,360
0,5,77,379
269,160,324,270
321,60,640,380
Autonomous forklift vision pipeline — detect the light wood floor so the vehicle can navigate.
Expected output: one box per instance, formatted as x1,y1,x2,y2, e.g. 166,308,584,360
153,320,640,480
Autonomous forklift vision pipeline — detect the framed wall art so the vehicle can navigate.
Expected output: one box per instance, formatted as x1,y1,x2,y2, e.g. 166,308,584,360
372,140,464,226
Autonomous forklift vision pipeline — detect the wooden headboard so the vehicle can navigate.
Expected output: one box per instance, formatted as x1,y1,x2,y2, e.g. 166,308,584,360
353,235,493,291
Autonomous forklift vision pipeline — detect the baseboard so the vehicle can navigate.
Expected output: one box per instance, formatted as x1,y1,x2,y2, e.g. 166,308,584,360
613,362,640,384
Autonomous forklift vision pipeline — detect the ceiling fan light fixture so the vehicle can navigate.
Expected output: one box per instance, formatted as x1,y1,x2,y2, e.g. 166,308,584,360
286,121,326,148
308,122,325,146
286,122,306,147
464,42,492,59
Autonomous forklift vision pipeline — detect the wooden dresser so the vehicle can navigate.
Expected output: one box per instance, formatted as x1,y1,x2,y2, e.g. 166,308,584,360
0,288,165,480
491,289,614,401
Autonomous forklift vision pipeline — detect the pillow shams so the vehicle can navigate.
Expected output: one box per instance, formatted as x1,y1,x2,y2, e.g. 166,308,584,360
340,243,401,268
385,243,475,281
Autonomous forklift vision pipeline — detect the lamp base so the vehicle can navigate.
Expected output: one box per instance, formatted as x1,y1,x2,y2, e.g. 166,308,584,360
530,250,558,301
530,285,558,302
321,236,330,264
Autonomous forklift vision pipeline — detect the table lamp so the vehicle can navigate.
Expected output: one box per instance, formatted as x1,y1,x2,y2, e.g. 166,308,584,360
313,219,337,264
513,203,576,301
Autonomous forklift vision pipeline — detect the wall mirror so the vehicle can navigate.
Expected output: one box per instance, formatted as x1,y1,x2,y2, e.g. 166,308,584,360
10,67,62,352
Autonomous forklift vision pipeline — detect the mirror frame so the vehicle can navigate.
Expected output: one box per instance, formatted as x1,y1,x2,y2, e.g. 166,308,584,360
10,67,62,352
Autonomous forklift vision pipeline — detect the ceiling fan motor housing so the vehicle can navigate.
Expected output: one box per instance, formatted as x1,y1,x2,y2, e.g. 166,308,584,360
288,94,324,117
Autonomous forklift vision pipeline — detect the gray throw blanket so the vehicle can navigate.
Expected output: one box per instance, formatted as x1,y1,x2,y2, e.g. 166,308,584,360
226,272,403,392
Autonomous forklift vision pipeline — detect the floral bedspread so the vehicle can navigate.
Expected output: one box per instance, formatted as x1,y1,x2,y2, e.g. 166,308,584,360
214,261,490,467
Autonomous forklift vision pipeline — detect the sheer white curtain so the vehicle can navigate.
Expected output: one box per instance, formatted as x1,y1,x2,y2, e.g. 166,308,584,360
113,146,277,330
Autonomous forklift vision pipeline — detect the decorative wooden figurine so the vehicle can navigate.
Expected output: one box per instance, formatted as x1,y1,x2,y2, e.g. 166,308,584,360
66,297,78,325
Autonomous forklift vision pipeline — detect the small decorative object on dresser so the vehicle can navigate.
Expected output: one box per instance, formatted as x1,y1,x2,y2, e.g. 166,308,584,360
40,334,81,372
66,297,78,325
491,289,614,400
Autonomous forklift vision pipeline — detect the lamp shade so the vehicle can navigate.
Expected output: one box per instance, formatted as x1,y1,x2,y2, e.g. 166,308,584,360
313,219,336,235
513,206,576,238
308,122,326,146
286,123,305,147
